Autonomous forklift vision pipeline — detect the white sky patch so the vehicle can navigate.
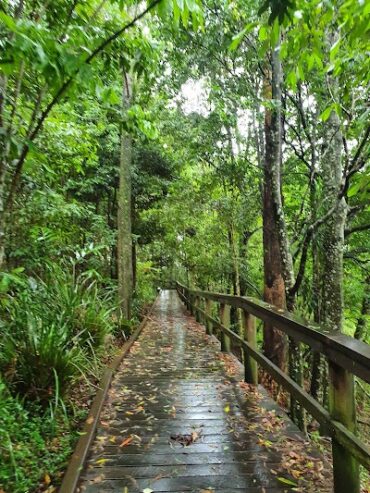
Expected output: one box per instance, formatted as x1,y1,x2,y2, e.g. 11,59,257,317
177,78,210,116
237,109,252,138
302,94,316,111
172,79,259,155
142,25,151,38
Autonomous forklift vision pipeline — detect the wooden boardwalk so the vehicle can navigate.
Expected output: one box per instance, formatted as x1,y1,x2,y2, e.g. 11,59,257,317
78,290,331,493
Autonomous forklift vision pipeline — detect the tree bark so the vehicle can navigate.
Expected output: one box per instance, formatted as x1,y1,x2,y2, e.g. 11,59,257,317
117,71,133,319
320,110,347,332
354,275,369,341
262,60,287,371
320,109,359,492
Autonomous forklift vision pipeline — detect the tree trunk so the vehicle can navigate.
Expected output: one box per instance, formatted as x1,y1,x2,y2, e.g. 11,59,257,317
117,71,133,320
0,162,6,270
354,276,369,341
320,110,347,333
262,59,287,372
320,109,359,492
0,73,9,270
310,179,323,400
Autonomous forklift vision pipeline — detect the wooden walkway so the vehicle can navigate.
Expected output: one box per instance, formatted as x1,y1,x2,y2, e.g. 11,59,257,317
78,290,331,493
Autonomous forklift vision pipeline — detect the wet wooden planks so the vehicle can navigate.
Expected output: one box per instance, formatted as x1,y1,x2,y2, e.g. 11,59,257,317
78,290,331,493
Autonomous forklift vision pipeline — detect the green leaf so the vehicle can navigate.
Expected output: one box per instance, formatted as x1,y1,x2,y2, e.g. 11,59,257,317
185,0,200,13
181,5,189,27
0,11,17,31
258,25,269,41
229,28,247,51
320,106,333,122
277,477,297,486
36,44,47,66
270,18,280,47
173,0,181,27
157,0,172,20
330,37,341,61
286,70,297,90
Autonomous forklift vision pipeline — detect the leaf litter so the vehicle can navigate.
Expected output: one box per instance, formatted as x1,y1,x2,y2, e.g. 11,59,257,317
80,293,333,492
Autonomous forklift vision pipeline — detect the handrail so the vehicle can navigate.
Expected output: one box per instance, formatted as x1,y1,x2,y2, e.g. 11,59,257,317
176,282,370,493
176,282,370,383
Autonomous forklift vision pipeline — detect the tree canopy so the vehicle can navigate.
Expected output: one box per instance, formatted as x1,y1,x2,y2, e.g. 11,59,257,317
0,0,369,491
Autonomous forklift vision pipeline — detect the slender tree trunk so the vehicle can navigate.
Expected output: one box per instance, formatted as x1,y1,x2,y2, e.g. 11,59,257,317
0,73,9,270
320,110,347,332
310,178,322,400
320,109,359,492
0,161,6,270
117,71,133,319
263,37,295,306
262,61,287,372
228,223,243,331
266,35,306,426
354,276,369,341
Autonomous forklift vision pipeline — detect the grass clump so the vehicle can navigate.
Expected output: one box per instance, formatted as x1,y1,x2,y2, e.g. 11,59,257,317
0,262,116,402
0,379,79,493
0,260,117,491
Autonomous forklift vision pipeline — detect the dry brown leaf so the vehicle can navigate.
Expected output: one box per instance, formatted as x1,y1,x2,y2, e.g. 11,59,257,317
119,436,133,447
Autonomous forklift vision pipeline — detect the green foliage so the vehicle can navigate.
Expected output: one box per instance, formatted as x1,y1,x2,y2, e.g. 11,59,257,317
0,0,369,490
0,263,116,401
0,379,77,493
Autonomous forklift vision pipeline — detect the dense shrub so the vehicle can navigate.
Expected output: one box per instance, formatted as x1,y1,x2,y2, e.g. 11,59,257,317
0,380,76,493
0,263,116,402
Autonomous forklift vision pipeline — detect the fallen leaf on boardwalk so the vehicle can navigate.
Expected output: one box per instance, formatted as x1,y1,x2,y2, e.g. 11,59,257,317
44,474,51,485
90,474,104,484
95,458,110,465
170,431,201,446
86,416,94,425
290,469,302,479
191,431,199,442
277,477,297,486
142,489,153,493
257,438,273,448
119,436,133,447
224,404,230,413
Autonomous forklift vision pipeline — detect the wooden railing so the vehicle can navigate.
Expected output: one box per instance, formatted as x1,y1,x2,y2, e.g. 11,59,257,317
176,282,370,493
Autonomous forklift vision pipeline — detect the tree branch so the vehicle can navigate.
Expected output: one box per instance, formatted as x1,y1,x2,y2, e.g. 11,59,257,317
345,222,370,237
5,0,162,210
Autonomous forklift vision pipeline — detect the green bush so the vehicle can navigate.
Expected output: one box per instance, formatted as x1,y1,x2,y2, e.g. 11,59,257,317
0,262,116,402
131,261,158,323
0,380,75,493
8,315,84,400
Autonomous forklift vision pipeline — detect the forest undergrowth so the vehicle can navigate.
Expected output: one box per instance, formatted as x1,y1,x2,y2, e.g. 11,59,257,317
0,260,156,493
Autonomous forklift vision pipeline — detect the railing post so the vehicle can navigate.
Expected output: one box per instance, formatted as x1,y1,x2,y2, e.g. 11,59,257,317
219,303,231,352
189,293,195,315
205,298,213,335
329,363,359,493
186,289,191,312
242,310,258,385
194,296,200,322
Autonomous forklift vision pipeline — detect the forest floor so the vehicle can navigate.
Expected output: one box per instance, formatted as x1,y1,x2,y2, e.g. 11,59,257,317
78,290,333,492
